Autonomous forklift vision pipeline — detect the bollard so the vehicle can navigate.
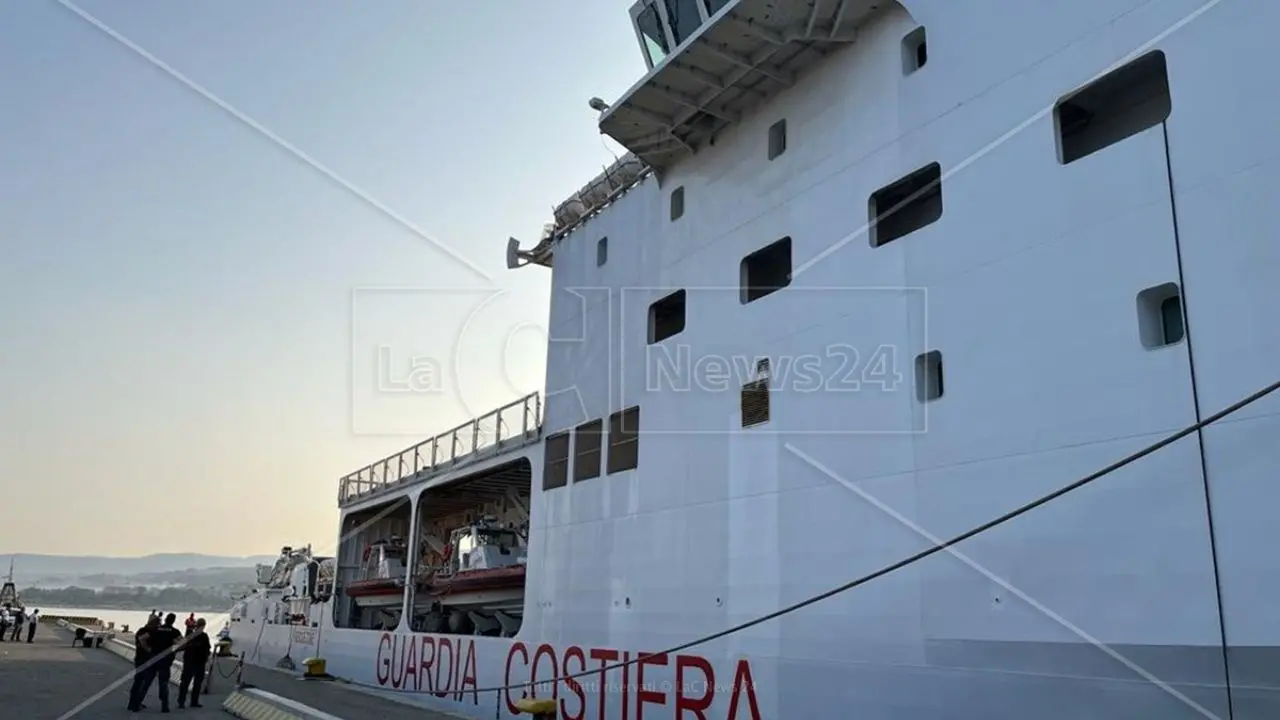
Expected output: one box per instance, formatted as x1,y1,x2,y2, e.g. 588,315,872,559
302,656,328,679
514,698,558,720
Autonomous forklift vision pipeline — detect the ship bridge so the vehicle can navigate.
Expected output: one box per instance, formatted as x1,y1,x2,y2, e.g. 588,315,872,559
505,0,885,269
337,392,542,508
600,0,876,171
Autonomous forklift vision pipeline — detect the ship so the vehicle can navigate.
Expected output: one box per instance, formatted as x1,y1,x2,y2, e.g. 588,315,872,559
0,558,22,611
228,1,1280,718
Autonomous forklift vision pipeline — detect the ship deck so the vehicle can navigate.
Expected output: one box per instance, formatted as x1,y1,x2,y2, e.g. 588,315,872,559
339,392,542,509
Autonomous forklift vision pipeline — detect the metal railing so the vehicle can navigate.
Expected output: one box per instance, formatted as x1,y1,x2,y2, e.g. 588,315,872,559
338,392,542,505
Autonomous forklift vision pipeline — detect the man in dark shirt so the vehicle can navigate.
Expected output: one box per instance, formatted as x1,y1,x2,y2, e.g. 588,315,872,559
177,618,211,708
127,615,160,712
128,613,182,712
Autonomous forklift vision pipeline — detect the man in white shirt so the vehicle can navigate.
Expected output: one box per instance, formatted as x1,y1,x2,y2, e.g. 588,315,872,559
26,609,39,643
0,606,11,642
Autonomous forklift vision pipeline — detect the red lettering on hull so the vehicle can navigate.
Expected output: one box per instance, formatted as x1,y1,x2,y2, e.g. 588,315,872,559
635,653,668,720
675,655,714,719
375,632,479,705
561,646,586,720
375,633,762,719
503,643,762,720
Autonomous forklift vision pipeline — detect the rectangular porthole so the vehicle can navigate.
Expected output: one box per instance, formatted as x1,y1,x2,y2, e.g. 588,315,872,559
902,27,927,74
670,186,685,221
740,237,791,304
915,350,943,402
768,119,787,160
1055,50,1171,165
648,289,686,343
543,432,570,490
869,162,943,247
607,406,640,473
572,419,603,482
1136,282,1185,348
597,237,608,266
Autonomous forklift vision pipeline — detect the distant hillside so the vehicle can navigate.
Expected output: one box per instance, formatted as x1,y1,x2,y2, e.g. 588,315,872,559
2,553,275,588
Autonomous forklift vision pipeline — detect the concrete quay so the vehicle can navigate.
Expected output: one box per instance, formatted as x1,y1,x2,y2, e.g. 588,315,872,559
0,621,470,719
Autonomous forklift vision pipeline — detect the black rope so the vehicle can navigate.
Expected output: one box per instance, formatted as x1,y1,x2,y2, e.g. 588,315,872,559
463,377,1280,695
213,654,242,679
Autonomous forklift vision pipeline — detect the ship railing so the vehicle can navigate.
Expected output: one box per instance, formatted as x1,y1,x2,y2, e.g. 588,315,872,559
338,392,543,506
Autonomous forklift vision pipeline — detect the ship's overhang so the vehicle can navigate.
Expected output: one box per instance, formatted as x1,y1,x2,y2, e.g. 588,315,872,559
599,0,881,173
417,456,532,527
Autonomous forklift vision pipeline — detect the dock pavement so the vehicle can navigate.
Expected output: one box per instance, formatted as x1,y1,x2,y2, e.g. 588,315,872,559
0,622,471,719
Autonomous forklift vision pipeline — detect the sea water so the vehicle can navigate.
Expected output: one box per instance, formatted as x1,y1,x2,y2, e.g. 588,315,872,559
36,606,231,634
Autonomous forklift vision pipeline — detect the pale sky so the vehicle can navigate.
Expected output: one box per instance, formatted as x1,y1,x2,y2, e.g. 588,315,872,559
0,1,643,556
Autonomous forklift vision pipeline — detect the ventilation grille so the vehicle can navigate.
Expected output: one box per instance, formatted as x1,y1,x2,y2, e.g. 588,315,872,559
741,379,770,428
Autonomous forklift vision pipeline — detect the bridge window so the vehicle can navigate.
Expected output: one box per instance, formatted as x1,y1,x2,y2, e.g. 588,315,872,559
597,237,608,266
869,162,943,247
636,3,671,67
573,419,603,482
648,289,686,343
670,185,685,221
543,432,569,490
1055,50,1171,165
741,236,791,304
607,406,640,473
664,0,704,46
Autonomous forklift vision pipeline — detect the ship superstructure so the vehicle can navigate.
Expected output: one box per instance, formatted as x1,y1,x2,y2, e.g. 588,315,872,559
230,1,1280,718
0,558,21,611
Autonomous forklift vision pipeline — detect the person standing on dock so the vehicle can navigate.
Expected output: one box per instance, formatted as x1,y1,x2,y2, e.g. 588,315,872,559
25,608,38,642
139,613,182,713
183,612,196,637
126,614,162,713
9,606,24,641
177,618,210,709
0,605,10,642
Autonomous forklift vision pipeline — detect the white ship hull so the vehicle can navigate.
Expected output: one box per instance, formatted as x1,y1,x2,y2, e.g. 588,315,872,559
235,0,1280,717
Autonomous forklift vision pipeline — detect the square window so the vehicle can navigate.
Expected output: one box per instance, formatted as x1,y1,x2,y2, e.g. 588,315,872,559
648,290,686,343
1055,51,1171,165
869,163,943,247
740,237,791,304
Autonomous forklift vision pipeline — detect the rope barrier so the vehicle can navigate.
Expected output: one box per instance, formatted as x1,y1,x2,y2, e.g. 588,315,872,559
460,377,1280,695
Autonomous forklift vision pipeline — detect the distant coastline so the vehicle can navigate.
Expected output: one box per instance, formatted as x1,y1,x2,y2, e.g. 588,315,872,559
19,586,241,614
